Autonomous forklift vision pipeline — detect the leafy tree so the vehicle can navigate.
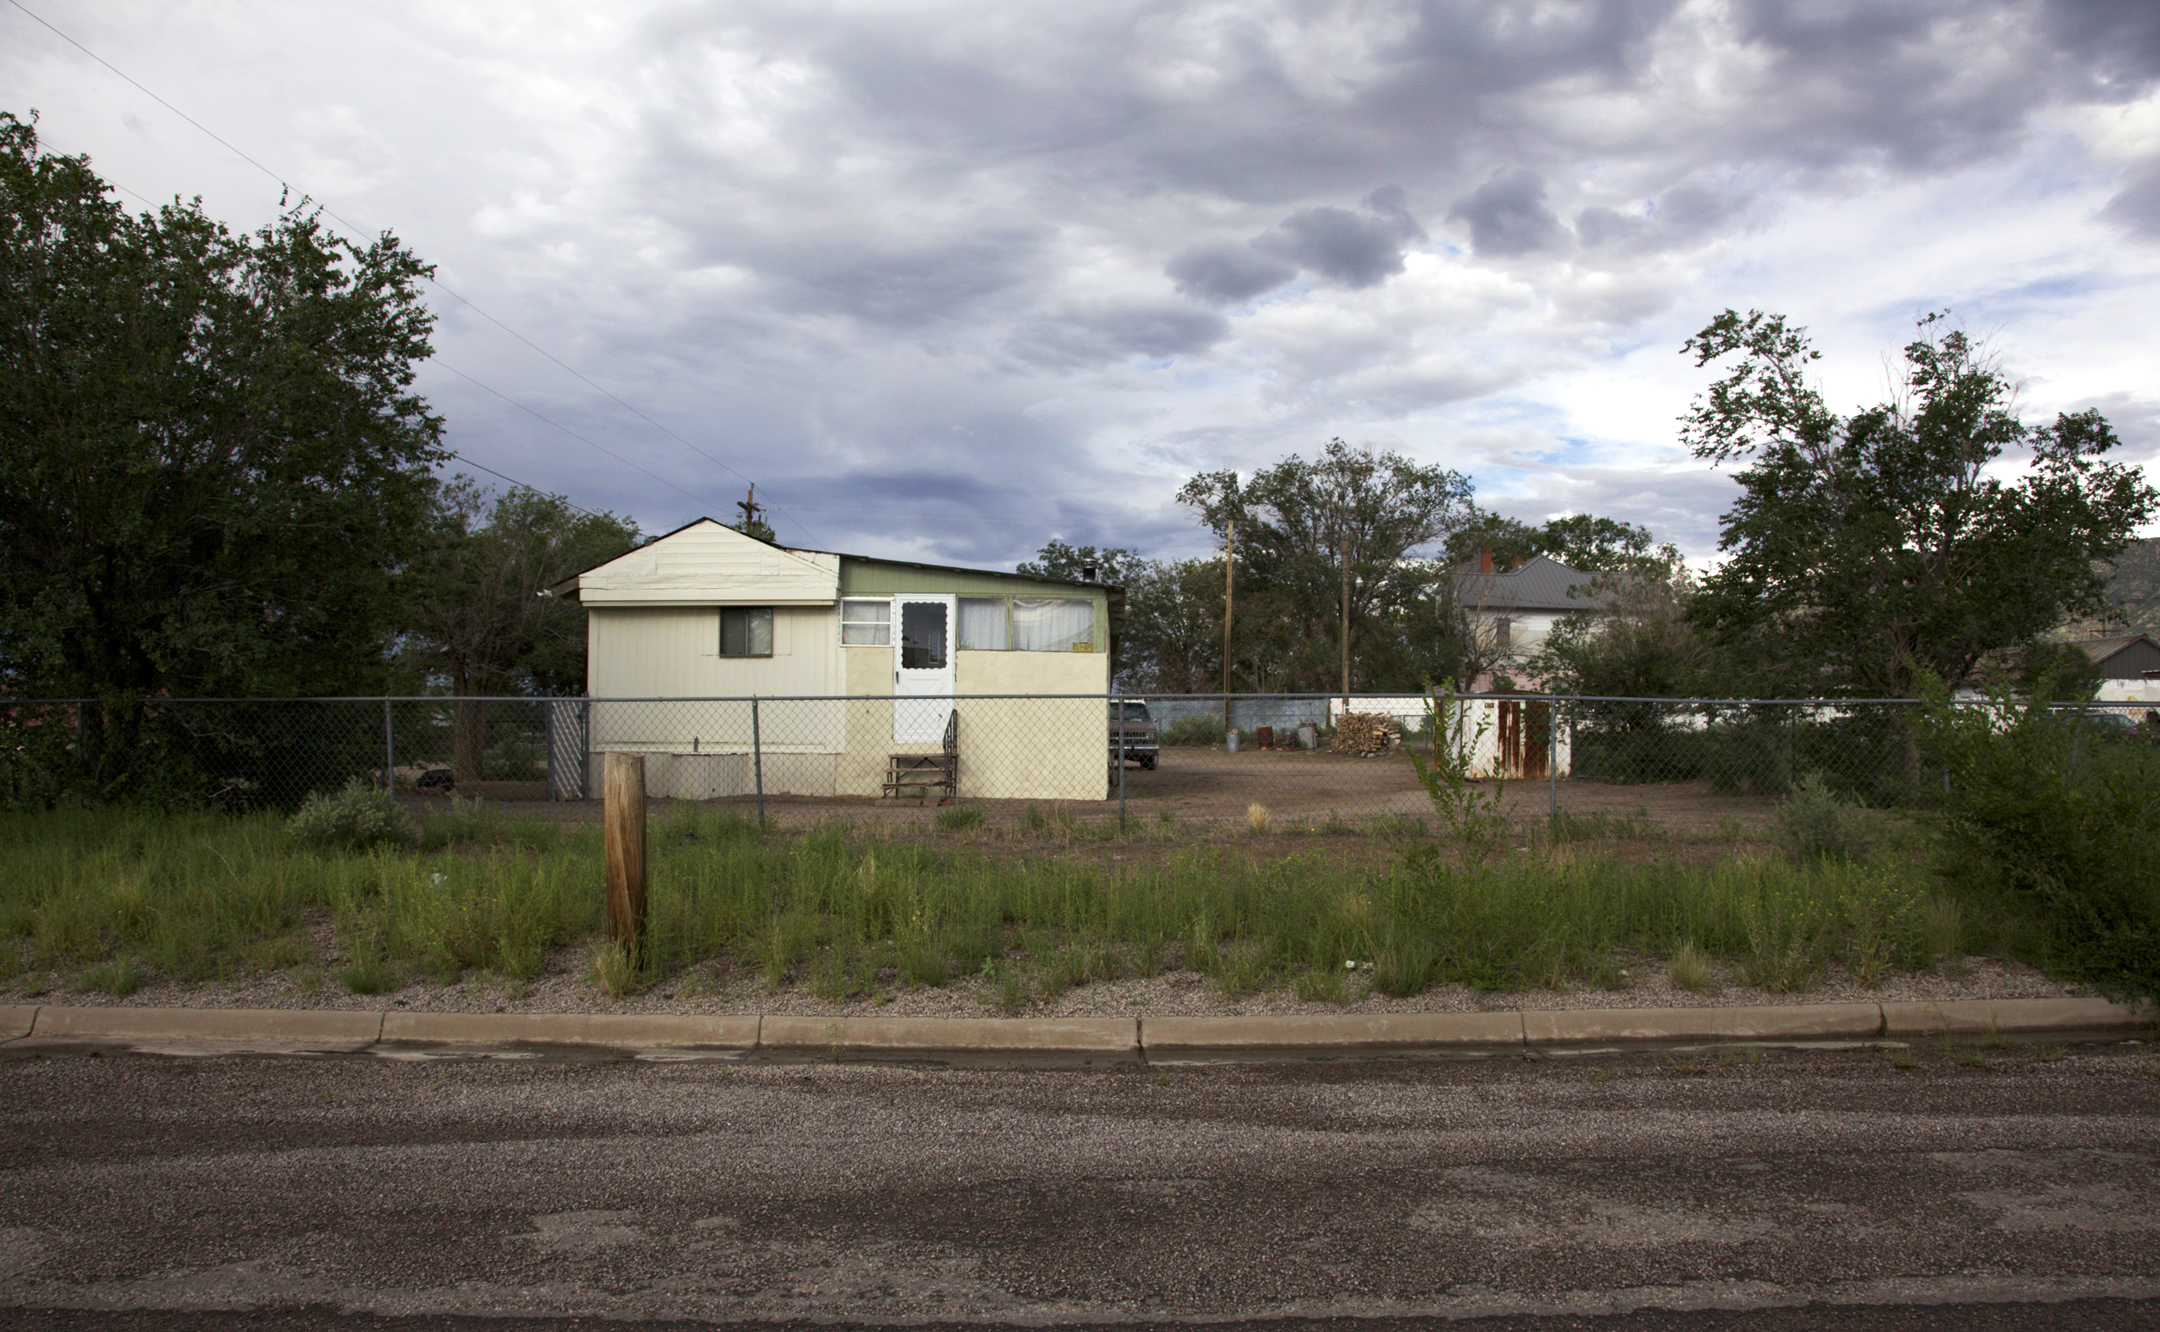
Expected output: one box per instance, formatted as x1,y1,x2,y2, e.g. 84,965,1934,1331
1119,557,1229,693
0,114,444,796
1683,310,2158,697
1015,539,1146,588
402,481,639,778
1448,511,1672,575
1179,439,1474,694
1530,559,1706,699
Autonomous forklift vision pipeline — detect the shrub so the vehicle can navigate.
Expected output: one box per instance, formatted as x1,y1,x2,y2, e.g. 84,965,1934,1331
1571,717,1704,785
1922,683,2160,997
1160,715,1227,747
288,779,415,852
1774,773,1878,863
1704,720,1792,797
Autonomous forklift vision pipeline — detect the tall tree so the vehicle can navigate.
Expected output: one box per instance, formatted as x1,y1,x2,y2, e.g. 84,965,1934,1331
1015,540,1146,588
1447,511,1671,573
403,481,639,778
1118,557,1228,693
1179,439,1474,694
0,114,444,790
1683,310,2157,697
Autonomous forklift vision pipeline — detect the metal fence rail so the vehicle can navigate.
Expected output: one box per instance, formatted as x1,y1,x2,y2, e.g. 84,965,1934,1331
5,692,2156,832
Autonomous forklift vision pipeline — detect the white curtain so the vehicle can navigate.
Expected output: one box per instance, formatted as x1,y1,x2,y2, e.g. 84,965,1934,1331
1011,597,1094,651
958,598,1008,650
840,598,890,646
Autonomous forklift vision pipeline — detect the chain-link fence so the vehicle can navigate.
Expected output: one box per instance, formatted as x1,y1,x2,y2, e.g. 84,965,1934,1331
6,692,2157,832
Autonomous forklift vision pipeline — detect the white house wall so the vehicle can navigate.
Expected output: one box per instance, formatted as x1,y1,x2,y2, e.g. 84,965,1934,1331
586,605,845,798
577,520,840,606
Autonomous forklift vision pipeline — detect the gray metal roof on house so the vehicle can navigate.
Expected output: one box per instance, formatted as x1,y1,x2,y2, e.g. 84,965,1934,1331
2072,633,2160,678
1451,554,1624,613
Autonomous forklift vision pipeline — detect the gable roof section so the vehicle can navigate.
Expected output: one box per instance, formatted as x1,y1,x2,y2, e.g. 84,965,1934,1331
563,518,1124,608
574,519,841,606
2072,633,2160,678
1451,554,1623,613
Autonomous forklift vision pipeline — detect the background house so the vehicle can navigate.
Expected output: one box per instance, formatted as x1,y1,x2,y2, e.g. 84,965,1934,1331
2071,632,2160,704
1450,551,1622,681
564,520,1119,801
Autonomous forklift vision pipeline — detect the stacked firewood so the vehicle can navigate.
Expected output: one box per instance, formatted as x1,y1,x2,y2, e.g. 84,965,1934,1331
1330,712,1402,756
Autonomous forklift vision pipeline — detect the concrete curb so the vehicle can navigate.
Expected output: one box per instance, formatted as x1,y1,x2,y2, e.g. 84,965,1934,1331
1,1004,40,1043
379,1011,759,1053
0,998,2147,1062
1881,997,2151,1039
760,1015,1140,1060
18,1005,384,1053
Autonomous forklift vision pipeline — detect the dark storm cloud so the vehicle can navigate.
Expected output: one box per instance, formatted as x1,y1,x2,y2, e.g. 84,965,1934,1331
1448,169,1567,258
2102,158,2160,240
1011,302,1231,367
1712,1,2153,173
45,0,2149,570
2041,0,2160,87
1164,242,1296,303
1577,184,1750,254
738,227,1049,329
1253,187,1428,288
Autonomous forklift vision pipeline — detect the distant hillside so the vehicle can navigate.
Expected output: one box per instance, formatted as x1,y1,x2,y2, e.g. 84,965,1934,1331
2055,537,2159,641
2105,537,2160,638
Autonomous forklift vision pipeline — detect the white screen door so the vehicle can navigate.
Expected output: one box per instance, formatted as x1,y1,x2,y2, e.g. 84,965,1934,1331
892,594,955,744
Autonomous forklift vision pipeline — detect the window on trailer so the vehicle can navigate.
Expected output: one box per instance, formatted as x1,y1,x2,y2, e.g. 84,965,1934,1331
1012,597,1094,651
840,598,890,646
958,597,1008,649
720,607,774,657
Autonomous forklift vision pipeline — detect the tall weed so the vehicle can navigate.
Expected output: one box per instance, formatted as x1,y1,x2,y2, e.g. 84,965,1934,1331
1921,677,2160,997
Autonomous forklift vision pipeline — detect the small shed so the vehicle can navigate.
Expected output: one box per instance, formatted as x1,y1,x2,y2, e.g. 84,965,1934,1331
562,520,1119,802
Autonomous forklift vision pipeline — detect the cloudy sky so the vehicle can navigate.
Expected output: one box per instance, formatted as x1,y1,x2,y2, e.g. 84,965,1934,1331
8,0,2160,567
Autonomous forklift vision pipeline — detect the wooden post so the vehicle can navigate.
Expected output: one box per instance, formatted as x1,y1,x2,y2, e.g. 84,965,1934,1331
603,752,647,953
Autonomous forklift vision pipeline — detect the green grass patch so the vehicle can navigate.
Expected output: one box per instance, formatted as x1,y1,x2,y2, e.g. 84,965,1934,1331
0,801,2067,1001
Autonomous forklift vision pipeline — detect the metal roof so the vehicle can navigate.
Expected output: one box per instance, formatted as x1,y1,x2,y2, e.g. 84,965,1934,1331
1451,554,1624,613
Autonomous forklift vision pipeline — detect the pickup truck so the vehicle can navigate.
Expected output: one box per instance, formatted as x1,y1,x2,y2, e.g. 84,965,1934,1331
1109,700,1159,770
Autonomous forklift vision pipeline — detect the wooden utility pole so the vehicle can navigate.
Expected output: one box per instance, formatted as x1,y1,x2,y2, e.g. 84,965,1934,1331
1339,503,1353,712
1221,517,1235,733
1340,541,1351,707
603,752,647,953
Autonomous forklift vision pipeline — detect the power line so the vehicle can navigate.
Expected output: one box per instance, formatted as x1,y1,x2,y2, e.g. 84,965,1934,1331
6,0,817,543
445,452,597,516
435,363,740,514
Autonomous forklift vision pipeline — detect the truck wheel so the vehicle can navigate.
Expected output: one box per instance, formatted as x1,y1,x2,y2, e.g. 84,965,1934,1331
1140,755,1157,770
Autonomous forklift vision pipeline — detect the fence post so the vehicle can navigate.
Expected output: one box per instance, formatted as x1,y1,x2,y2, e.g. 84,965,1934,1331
1117,701,1127,831
382,698,395,793
1547,698,1558,830
751,696,765,828
604,752,647,953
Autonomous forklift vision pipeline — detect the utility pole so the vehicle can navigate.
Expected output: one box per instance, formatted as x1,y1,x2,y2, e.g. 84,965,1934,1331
1221,517,1235,734
1339,504,1352,712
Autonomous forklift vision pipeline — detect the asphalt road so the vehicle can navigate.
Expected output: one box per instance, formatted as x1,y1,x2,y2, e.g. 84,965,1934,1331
2,1043,2158,1329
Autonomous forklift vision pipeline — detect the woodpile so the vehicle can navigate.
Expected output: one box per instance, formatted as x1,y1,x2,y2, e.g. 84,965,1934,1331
1331,712,1402,756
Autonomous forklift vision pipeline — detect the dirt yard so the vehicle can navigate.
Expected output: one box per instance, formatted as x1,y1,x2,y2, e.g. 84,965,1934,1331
404,747,1782,834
